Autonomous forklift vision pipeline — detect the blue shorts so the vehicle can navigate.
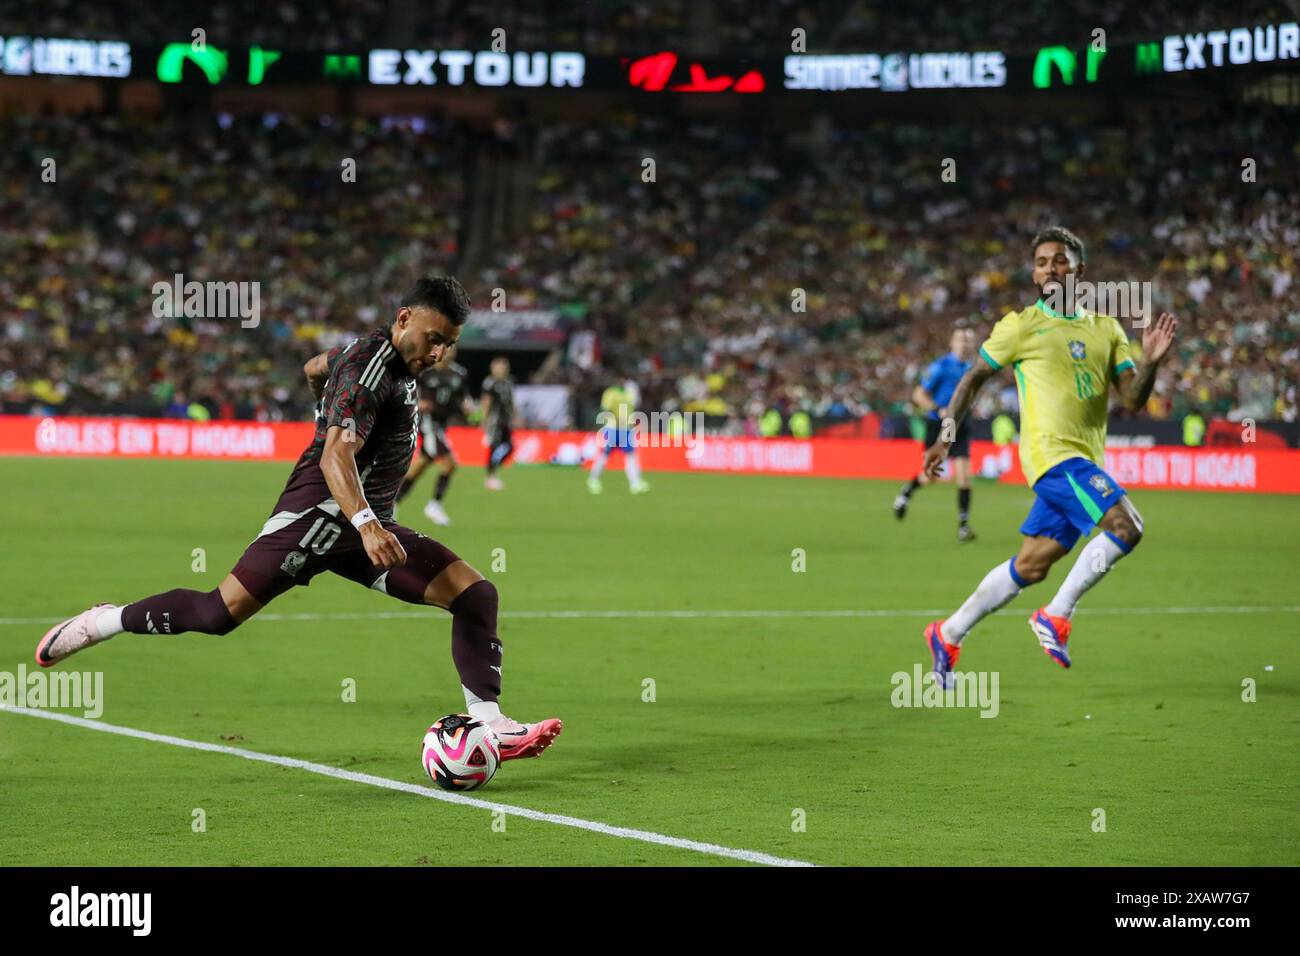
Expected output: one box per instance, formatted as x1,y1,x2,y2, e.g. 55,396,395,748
600,428,637,454
1020,457,1125,551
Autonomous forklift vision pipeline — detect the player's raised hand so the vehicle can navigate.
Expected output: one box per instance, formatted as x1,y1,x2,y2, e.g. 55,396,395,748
923,439,949,479
359,521,407,569
1142,312,1178,363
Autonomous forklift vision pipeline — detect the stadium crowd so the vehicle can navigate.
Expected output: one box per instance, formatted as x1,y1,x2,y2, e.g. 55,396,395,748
1,112,468,421
2,104,1297,432
512,110,1300,432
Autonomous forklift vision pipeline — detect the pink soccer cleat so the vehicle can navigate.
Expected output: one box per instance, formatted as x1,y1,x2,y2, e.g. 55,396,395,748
36,604,115,668
487,716,563,760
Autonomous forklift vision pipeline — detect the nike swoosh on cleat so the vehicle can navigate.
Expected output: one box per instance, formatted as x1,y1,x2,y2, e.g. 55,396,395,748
38,621,73,664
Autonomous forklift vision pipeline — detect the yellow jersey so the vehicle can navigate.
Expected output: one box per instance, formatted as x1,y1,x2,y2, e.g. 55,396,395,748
979,298,1135,486
600,386,636,429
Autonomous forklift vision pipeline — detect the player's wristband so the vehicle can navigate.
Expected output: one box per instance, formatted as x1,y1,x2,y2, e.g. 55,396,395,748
350,508,378,529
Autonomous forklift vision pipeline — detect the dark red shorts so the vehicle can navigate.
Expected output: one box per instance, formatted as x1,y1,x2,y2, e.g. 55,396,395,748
419,419,455,461
231,506,460,606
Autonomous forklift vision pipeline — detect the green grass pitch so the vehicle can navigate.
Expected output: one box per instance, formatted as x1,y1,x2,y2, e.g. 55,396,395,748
0,456,1296,866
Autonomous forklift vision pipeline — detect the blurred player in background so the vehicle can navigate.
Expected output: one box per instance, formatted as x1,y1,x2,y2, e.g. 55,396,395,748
894,324,978,541
36,276,562,758
587,378,650,495
480,356,515,491
921,227,1178,687
396,345,471,526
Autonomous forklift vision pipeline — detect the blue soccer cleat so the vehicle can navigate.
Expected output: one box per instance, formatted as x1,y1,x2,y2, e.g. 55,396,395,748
1029,608,1073,668
925,620,960,691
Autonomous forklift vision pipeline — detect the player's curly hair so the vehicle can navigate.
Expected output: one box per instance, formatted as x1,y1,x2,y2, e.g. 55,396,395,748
1032,226,1085,263
402,275,472,326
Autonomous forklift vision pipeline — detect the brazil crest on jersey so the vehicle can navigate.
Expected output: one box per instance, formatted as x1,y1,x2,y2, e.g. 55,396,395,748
978,298,1135,486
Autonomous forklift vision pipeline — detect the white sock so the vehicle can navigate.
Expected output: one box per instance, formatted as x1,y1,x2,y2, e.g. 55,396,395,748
944,559,1026,644
1045,533,1130,619
94,605,124,638
590,453,607,480
625,453,643,487
464,686,502,723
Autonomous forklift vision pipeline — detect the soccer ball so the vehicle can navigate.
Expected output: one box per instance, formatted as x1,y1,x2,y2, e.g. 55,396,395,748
421,714,500,791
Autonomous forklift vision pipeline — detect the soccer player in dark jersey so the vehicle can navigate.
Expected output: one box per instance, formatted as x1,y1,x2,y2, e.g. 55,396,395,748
396,345,471,526
480,356,515,491
893,324,978,542
35,277,562,760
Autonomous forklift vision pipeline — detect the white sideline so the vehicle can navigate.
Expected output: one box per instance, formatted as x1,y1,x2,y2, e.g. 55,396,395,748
1,605,1298,626
1,707,815,868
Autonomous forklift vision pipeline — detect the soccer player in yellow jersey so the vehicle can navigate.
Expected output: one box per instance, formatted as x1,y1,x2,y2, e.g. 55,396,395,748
588,379,650,494
921,227,1178,686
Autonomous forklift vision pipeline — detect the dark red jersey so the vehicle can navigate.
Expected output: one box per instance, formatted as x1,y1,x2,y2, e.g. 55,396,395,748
274,329,418,521
418,361,469,425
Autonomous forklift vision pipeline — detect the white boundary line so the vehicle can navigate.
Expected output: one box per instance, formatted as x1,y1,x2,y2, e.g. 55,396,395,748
1,605,1297,627
0,707,815,868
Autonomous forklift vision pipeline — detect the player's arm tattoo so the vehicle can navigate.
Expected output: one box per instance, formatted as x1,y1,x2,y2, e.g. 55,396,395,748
304,352,331,401
1115,363,1157,412
941,362,998,435
320,425,371,523
321,423,405,568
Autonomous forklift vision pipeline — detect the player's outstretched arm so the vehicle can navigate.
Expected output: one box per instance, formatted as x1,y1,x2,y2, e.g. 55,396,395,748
304,351,331,401
1116,312,1178,412
320,426,407,569
923,362,997,478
